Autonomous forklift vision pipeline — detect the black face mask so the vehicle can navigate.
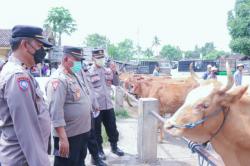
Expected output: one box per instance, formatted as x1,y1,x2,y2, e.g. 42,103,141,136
33,47,46,64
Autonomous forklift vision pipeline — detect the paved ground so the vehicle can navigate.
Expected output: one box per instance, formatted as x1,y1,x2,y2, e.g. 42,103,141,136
81,118,198,166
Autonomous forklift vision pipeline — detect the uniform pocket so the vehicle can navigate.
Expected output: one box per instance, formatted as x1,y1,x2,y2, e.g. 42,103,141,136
90,75,102,88
68,83,81,102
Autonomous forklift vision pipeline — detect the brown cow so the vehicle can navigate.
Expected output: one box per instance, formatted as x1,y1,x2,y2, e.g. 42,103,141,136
164,64,250,166
126,75,198,141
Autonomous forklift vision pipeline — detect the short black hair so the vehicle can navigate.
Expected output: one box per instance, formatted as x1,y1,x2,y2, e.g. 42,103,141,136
10,37,31,51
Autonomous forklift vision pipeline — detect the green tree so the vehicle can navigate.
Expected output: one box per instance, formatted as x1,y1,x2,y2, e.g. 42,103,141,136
144,48,154,58
227,0,250,55
85,33,110,49
152,36,160,56
185,45,201,59
201,42,215,56
116,39,135,60
203,50,225,60
107,44,118,60
160,45,182,61
44,7,77,46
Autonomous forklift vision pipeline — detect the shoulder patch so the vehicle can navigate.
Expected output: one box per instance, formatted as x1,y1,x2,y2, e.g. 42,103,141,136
17,77,30,91
51,80,60,90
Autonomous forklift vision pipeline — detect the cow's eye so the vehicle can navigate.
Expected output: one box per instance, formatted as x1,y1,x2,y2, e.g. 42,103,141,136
194,103,209,110
203,103,209,109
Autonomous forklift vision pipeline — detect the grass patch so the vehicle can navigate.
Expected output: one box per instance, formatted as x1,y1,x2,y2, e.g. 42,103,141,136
101,108,130,146
115,108,131,119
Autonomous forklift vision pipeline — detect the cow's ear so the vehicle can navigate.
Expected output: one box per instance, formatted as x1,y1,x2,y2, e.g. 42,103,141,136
220,85,248,106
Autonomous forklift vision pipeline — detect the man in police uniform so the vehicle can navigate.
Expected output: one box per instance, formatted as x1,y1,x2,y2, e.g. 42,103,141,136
78,62,107,166
88,48,124,160
46,46,92,166
0,25,52,166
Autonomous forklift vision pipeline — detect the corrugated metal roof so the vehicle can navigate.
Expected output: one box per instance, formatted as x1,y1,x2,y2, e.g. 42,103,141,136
0,29,11,47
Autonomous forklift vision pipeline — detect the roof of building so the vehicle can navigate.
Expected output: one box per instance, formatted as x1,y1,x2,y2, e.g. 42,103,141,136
0,29,11,47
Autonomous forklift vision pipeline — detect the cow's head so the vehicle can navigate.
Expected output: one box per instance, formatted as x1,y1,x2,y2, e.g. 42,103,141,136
164,64,248,143
122,74,145,96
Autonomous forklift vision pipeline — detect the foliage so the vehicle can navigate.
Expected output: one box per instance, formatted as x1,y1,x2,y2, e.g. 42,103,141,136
85,33,110,48
152,36,161,47
201,42,215,56
184,42,224,60
152,36,160,56
160,45,182,61
144,48,154,58
106,39,135,61
107,43,119,59
116,39,135,60
135,45,143,56
44,7,77,46
227,0,250,55
203,50,225,60
115,109,130,119
184,45,201,59
184,50,200,59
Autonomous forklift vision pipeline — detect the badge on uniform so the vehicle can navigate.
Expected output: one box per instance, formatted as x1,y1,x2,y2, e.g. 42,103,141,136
75,88,81,100
52,80,60,90
17,77,30,91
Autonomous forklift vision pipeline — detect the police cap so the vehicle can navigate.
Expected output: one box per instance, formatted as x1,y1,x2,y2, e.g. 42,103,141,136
92,48,104,59
11,25,53,48
63,46,85,60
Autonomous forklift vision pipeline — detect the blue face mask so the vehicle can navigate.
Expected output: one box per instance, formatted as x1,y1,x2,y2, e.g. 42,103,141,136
71,61,82,73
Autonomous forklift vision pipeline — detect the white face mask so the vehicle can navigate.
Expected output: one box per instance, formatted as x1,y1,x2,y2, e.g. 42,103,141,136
95,58,105,67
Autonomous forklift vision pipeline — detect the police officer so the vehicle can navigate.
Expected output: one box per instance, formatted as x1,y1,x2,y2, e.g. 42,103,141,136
46,46,92,166
0,25,52,166
78,63,107,166
88,48,124,160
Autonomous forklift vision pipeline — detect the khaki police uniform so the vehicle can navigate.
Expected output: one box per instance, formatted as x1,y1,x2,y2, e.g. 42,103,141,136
78,69,105,163
78,69,99,112
88,65,120,151
0,56,51,166
46,65,92,166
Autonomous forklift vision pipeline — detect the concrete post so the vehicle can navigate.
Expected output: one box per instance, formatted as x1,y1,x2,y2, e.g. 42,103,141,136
137,98,159,162
114,86,124,111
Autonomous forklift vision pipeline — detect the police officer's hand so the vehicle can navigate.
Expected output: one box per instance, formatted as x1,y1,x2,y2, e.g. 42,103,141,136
106,80,112,86
59,137,69,158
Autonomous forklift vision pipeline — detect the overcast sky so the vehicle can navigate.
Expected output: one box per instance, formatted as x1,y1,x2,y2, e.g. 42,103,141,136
0,0,235,51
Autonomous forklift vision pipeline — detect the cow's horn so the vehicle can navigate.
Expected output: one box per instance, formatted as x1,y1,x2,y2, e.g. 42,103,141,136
220,61,234,92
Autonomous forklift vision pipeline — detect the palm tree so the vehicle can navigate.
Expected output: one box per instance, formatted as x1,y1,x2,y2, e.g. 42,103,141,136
152,36,160,56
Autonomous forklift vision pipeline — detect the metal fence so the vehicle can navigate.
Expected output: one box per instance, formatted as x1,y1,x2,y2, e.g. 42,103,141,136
115,87,223,166
149,109,222,166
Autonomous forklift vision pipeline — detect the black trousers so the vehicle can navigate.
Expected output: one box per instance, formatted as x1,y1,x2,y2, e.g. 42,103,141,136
95,108,119,148
87,116,99,159
54,132,90,166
